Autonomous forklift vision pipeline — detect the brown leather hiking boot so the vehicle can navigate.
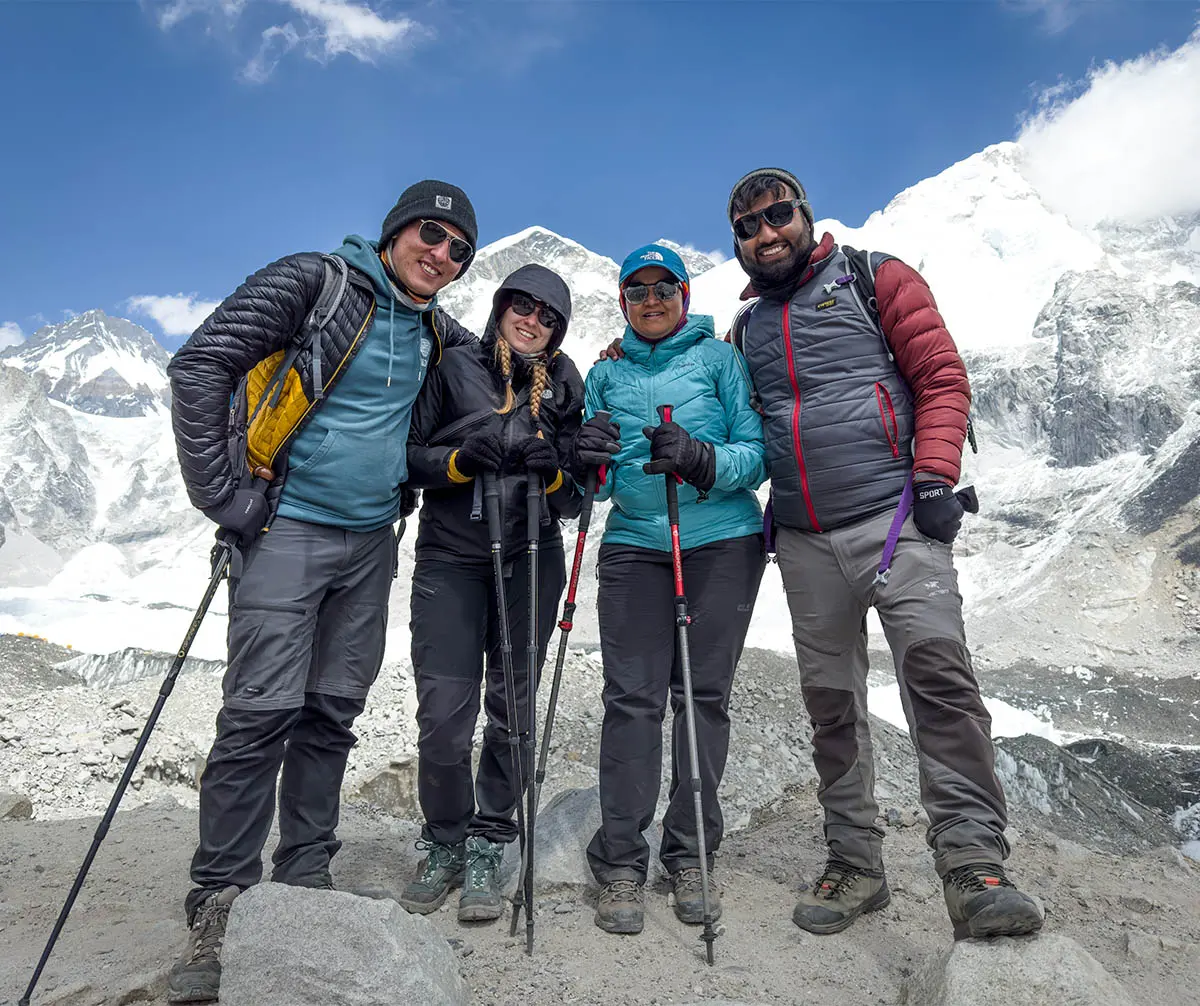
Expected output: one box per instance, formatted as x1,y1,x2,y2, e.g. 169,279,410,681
671,867,723,925
943,862,1044,940
594,879,644,934
792,859,890,935
167,885,239,1004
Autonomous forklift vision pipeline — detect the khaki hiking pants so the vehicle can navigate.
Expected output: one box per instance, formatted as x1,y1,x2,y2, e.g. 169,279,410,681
776,509,1009,877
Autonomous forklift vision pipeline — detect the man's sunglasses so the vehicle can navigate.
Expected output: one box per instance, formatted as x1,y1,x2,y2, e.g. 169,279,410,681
623,279,681,305
510,291,560,330
732,199,806,241
418,219,473,264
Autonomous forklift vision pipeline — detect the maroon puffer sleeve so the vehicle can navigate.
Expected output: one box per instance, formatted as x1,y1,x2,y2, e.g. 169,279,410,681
874,259,971,485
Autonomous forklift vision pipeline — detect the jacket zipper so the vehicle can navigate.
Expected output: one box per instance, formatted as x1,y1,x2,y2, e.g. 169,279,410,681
781,303,822,532
875,382,900,458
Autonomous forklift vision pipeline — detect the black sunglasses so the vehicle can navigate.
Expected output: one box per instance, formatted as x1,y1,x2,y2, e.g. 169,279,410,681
510,291,560,330
732,199,806,241
623,279,681,305
418,219,473,264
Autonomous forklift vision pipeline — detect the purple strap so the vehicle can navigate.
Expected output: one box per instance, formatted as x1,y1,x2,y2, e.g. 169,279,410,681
763,494,777,556
874,474,914,586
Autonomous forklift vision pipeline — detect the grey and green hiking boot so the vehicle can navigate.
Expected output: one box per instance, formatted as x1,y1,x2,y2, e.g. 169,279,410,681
167,885,239,1004
792,859,890,935
671,867,723,925
594,879,645,934
458,836,505,922
399,839,466,914
943,862,1044,940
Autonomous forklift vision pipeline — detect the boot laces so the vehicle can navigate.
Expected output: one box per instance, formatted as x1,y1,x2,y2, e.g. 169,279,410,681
947,863,1014,894
674,867,704,897
604,880,643,904
415,839,461,880
465,841,503,888
187,901,231,965
813,859,868,900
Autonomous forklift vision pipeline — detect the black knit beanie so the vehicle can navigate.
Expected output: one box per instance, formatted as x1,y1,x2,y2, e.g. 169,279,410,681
379,179,479,274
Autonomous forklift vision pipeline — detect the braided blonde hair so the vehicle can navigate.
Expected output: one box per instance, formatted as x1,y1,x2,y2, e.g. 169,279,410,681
493,337,550,424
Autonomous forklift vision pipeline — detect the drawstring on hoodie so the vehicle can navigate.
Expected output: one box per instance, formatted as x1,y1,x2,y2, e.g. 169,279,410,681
387,301,395,387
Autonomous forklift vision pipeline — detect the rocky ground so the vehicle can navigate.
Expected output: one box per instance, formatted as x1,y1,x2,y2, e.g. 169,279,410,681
1,633,1199,1004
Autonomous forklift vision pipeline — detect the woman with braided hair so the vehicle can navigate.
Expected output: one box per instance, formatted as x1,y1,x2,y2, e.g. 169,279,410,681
400,263,584,922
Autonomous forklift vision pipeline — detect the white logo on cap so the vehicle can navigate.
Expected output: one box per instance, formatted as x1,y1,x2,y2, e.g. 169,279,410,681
641,250,664,262
435,195,453,210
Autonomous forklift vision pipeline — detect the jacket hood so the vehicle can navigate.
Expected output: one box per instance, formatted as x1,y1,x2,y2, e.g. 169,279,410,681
482,263,573,356
622,313,715,367
333,234,437,309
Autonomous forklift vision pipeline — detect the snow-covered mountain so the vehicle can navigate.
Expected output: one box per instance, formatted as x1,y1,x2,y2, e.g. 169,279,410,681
0,310,171,418
2,141,1199,678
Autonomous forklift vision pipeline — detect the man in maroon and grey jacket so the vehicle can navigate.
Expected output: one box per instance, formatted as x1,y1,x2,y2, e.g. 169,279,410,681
728,168,1042,941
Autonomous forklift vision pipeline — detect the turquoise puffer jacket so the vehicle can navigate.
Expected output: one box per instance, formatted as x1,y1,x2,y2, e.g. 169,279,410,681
584,314,766,552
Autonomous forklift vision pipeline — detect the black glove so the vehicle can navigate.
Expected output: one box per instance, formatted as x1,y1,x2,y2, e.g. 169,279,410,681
510,435,559,478
203,488,267,546
912,479,977,544
452,431,504,477
571,416,621,477
398,486,419,519
642,421,716,492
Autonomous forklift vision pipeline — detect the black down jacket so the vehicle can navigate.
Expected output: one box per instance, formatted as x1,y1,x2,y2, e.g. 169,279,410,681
167,252,473,522
406,264,585,562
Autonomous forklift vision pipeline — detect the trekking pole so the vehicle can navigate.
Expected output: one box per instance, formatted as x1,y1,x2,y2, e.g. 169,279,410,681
510,410,611,938
480,472,530,936
519,463,543,955
657,404,718,965
18,467,275,1006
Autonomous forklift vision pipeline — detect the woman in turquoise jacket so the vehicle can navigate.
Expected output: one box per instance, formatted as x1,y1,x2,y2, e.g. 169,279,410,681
572,243,767,936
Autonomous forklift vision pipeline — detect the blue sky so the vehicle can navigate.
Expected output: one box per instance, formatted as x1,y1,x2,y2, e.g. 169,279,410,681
1,0,1197,348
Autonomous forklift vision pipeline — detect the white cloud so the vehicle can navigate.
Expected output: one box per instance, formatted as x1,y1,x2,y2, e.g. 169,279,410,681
126,294,220,337
156,0,427,81
1017,28,1200,226
0,322,24,350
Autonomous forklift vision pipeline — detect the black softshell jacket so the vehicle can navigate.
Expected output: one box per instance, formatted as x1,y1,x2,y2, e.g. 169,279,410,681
406,265,585,561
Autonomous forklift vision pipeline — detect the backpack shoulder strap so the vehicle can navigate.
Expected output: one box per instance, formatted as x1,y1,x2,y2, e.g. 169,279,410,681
305,253,351,401
729,300,764,415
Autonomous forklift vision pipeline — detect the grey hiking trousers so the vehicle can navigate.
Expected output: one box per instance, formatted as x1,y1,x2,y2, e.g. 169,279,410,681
186,517,397,920
776,509,1009,877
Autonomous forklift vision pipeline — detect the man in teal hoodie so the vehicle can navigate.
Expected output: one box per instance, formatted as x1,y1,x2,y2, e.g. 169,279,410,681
166,180,478,1003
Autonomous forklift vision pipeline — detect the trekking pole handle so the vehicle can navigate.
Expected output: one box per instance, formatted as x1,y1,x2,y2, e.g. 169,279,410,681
579,410,612,529
657,405,682,527
481,471,503,544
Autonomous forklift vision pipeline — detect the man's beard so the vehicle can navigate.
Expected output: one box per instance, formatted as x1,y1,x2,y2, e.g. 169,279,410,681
738,232,817,299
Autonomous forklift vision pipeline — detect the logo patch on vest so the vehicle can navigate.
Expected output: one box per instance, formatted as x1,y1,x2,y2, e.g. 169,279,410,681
817,297,837,310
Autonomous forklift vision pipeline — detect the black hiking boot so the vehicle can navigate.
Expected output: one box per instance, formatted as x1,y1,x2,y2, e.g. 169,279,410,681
943,862,1044,940
671,867,723,925
399,839,466,914
166,885,239,1004
594,879,644,934
792,859,890,935
458,836,505,922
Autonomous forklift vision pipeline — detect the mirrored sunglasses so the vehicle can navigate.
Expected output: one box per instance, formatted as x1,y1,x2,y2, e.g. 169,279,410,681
623,279,681,305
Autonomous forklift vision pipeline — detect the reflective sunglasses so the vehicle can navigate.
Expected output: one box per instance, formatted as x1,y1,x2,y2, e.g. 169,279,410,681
622,279,681,305
510,291,560,330
418,219,473,264
732,199,806,241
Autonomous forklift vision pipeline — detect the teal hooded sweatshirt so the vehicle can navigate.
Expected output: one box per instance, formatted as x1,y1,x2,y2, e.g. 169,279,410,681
276,235,437,531
584,314,766,552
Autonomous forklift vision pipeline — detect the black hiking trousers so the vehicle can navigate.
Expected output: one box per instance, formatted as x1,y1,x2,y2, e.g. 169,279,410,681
185,517,396,922
410,548,566,846
586,534,766,884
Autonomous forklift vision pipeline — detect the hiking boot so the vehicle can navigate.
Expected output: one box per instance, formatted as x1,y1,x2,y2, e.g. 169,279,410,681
458,836,505,922
399,839,465,914
594,879,644,934
792,859,891,935
943,862,1044,940
671,867,723,925
166,885,239,1004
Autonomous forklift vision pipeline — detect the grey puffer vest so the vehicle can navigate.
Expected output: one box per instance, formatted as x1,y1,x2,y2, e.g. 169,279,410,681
740,246,914,533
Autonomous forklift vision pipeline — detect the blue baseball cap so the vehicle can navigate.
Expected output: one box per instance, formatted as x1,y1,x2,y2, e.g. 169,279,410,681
618,243,690,286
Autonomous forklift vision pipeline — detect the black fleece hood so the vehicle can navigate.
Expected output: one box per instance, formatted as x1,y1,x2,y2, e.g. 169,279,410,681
482,263,573,355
